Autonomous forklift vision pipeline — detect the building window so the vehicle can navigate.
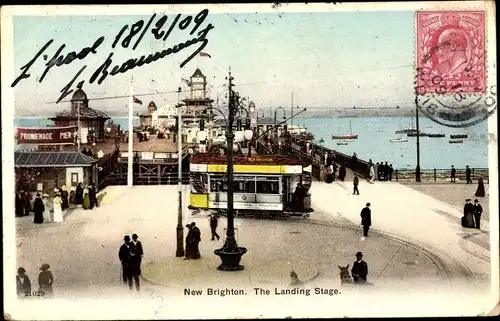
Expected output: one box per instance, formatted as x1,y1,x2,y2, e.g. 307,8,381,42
71,173,79,186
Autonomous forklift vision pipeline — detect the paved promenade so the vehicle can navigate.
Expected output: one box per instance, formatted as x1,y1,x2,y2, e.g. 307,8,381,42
10,181,494,319
311,179,491,280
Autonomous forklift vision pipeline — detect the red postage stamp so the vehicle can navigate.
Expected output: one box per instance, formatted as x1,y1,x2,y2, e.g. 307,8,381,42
416,11,486,95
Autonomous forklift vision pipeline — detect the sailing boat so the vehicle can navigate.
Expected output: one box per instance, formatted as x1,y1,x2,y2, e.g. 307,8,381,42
395,115,418,134
332,121,358,140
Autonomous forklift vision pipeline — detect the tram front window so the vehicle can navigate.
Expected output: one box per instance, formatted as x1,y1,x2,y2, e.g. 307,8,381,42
190,173,208,194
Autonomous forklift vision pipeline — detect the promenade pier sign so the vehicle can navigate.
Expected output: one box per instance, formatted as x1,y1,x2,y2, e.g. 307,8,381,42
16,125,77,145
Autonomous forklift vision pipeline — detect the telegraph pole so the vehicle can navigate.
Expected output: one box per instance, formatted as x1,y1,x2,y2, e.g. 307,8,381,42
290,92,294,129
176,87,184,257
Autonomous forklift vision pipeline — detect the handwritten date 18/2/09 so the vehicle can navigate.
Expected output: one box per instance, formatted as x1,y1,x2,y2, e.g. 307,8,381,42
111,9,209,51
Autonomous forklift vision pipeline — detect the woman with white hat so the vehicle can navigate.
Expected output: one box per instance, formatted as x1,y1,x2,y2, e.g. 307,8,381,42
53,190,63,223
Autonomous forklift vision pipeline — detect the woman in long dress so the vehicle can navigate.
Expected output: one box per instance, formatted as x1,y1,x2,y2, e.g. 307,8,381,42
74,183,84,205
475,177,486,197
33,193,45,224
369,165,375,184
42,194,51,223
60,185,69,210
326,164,333,183
53,192,63,223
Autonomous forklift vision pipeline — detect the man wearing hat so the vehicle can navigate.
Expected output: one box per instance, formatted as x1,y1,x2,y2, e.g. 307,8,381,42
209,214,220,241
131,234,144,275
351,252,368,284
360,202,372,240
185,223,202,259
473,199,483,229
118,235,132,284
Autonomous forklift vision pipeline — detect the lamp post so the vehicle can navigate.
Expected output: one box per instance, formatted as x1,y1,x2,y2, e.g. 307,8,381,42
414,96,421,182
214,69,247,271
176,86,184,257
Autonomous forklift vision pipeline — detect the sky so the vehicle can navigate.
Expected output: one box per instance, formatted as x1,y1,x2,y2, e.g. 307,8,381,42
10,7,417,116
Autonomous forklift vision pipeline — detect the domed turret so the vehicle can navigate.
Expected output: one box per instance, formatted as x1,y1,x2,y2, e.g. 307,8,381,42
72,89,88,101
71,88,88,114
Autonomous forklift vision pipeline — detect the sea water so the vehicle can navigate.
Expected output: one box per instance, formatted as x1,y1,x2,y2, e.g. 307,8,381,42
14,116,489,169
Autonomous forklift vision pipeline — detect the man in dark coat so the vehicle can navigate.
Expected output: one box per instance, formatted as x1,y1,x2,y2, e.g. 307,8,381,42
16,267,31,296
384,162,389,181
74,183,84,205
131,234,144,276
465,165,472,184
472,199,483,229
388,164,394,181
119,235,132,285
360,203,371,239
16,191,25,217
353,175,360,195
209,214,220,241
24,192,32,216
338,166,346,182
126,241,140,291
332,162,338,181
351,252,368,284
88,183,98,209
450,165,456,183
33,193,45,224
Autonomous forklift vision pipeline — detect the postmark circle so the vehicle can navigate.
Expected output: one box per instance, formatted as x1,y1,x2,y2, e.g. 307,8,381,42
415,83,497,128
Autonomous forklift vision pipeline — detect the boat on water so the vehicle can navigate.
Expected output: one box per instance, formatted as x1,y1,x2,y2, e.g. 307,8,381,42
395,128,418,134
336,141,349,145
390,137,409,143
428,133,445,138
449,139,464,144
450,134,468,139
319,138,324,143
407,132,429,137
395,117,418,134
332,121,358,140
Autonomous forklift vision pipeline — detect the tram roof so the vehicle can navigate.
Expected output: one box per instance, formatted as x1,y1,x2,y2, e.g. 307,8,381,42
190,154,309,166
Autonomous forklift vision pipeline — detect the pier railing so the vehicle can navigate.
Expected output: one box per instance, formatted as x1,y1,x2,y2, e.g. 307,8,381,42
98,172,190,188
394,167,489,184
289,137,371,179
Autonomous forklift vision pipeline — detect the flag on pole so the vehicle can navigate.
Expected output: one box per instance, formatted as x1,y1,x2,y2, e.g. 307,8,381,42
133,96,143,105
199,52,212,58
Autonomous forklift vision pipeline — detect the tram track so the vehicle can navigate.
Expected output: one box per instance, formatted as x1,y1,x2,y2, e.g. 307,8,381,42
235,213,481,285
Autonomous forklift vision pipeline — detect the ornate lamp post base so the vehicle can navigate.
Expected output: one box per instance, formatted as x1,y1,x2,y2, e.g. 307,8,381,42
214,247,248,271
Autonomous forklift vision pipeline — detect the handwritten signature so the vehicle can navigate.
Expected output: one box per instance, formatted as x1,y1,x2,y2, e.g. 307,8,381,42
11,9,214,104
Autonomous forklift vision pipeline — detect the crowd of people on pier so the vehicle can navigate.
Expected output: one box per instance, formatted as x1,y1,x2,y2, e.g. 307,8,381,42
367,159,394,183
16,182,100,224
323,152,347,183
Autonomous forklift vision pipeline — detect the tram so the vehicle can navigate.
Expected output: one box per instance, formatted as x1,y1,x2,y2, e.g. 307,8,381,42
189,154,313,217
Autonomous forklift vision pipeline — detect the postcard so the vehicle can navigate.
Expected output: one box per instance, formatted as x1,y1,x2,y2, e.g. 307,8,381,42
2,2,498,319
